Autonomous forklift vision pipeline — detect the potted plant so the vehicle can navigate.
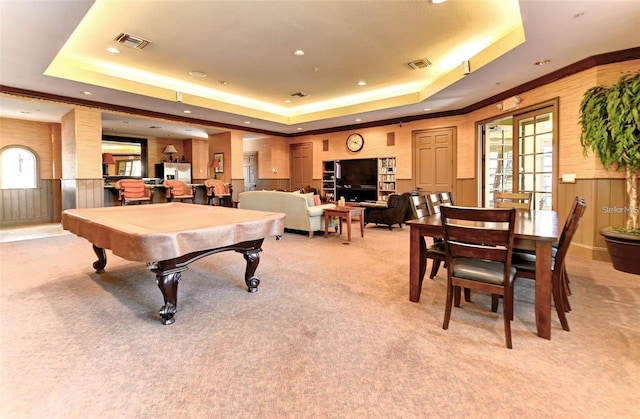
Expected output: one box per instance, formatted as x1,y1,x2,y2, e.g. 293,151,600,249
579,70,640,274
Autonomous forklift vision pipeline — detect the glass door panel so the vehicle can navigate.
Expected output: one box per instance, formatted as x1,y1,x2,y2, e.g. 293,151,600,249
515,110,554,210
482,102,556,210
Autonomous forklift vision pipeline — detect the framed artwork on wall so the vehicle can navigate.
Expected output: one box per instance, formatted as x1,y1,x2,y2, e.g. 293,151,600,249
213,153,224,173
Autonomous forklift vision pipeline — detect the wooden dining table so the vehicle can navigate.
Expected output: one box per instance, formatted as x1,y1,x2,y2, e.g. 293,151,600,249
406,209,559,339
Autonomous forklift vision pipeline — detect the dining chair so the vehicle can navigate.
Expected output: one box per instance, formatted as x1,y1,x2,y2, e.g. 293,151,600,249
424,192,458,280
511,197,586,331
164,179,196,203
114,179,154,205
423,193,447,280
409,193,429,219
494,191,532,210
439,191,454,206
441,205,517,348
204,179,233,207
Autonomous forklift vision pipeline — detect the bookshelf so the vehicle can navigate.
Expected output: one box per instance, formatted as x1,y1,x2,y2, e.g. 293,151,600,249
322,160,336,202
378,157,396,201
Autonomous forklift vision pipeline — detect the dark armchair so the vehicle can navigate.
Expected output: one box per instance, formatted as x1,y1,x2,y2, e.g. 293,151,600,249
363,192,412,230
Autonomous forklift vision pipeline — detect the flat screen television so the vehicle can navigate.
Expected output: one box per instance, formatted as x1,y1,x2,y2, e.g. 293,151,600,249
335,158,378,202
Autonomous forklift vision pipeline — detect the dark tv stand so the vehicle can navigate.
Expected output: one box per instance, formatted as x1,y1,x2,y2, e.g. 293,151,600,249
336,186,377,203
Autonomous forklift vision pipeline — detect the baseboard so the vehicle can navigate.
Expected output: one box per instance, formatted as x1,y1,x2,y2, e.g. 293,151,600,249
570,242,611,262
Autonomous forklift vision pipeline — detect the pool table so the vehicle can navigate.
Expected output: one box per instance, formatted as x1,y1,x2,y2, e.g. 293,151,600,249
62,203,285,325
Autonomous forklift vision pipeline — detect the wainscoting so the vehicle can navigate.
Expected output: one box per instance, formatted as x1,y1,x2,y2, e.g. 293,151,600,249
0,179,61,226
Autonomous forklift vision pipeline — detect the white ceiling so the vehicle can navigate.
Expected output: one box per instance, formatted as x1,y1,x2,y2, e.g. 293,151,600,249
1,0,639,139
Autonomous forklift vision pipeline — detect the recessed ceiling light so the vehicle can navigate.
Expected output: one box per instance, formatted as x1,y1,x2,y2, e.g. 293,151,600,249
423,107,432,111
355,118,362,122
81,91,93,95
244,121,251,124
189,71,207,78
284,99,292,104
534,59,551,66
432,0,447,3
183,110,192,114
293,50,305,56
106,47,120,54
297,127,303,131
357,81,367,86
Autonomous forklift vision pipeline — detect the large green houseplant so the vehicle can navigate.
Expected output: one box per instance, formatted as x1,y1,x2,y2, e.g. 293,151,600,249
579,70,640,274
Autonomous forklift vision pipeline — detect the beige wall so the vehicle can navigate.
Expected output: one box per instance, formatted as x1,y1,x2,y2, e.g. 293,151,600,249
0,118,60,180
1,59,638,257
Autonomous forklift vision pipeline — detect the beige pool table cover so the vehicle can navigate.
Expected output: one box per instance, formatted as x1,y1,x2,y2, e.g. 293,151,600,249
62,203,286,262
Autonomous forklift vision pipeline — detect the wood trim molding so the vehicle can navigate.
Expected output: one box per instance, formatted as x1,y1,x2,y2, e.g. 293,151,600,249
2,47,638,138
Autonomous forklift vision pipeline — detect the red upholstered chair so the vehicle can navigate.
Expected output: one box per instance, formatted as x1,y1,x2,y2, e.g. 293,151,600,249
114,179,154,205
204,179,233,207
163,180,196,203
441,206,517,348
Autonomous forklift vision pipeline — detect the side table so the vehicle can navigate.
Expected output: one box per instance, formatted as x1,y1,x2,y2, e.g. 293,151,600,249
324,206,365,241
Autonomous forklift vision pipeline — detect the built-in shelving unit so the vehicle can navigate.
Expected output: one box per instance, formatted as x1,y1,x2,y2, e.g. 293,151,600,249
378,157,396,201
322,160,336,202
322,157,397,203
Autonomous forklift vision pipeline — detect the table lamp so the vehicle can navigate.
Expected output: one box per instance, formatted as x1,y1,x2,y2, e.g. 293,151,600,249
163,144,178,162
210,158,219,179
102,153,115,184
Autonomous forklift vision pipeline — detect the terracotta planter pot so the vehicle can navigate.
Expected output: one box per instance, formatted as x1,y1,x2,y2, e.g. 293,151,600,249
600,228,640,275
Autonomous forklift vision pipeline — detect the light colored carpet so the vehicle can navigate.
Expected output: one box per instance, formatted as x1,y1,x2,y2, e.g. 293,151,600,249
0,223,69,243
1,225,639,418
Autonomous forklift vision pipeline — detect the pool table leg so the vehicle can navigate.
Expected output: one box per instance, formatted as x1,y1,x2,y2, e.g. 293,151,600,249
156,270,184,325
242,249,261,293
92,245,107,273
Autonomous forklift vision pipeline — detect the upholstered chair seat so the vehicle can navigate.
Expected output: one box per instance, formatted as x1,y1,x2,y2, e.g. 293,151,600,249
452,258,516,285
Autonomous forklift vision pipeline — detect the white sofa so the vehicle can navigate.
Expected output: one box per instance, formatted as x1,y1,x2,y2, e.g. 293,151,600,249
238,190,337,238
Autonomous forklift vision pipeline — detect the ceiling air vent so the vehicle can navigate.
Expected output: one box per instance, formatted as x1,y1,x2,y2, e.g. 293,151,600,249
290,92,310,98
407,58,432,70
114,32,151,50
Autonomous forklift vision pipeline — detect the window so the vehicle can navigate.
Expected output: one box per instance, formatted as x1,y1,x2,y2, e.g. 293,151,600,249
480,100,557,210
0,146,38,189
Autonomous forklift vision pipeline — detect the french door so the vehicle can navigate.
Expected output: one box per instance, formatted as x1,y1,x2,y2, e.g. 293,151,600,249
481,101,557,210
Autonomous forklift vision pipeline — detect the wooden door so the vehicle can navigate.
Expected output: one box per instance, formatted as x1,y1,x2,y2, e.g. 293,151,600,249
413,128,454,195
243,152,257,191
290,143,313,191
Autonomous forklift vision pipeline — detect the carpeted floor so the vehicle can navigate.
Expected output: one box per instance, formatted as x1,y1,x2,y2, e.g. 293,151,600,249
1,225,639,418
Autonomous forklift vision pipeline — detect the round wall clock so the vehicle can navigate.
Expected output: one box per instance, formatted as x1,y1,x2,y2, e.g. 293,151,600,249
346,133,364,152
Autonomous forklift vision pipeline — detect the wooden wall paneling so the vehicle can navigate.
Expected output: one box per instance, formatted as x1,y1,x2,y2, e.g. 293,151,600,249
454,178,479,207
396,179,413,195
0,183,56,225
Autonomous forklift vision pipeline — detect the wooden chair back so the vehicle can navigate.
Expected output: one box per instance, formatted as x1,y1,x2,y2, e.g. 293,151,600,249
554,198,586,275
409,194,429,218
439,192,454,206
441,206,516,264
494,191,532,210
440,205,517,348
425,193,442,215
